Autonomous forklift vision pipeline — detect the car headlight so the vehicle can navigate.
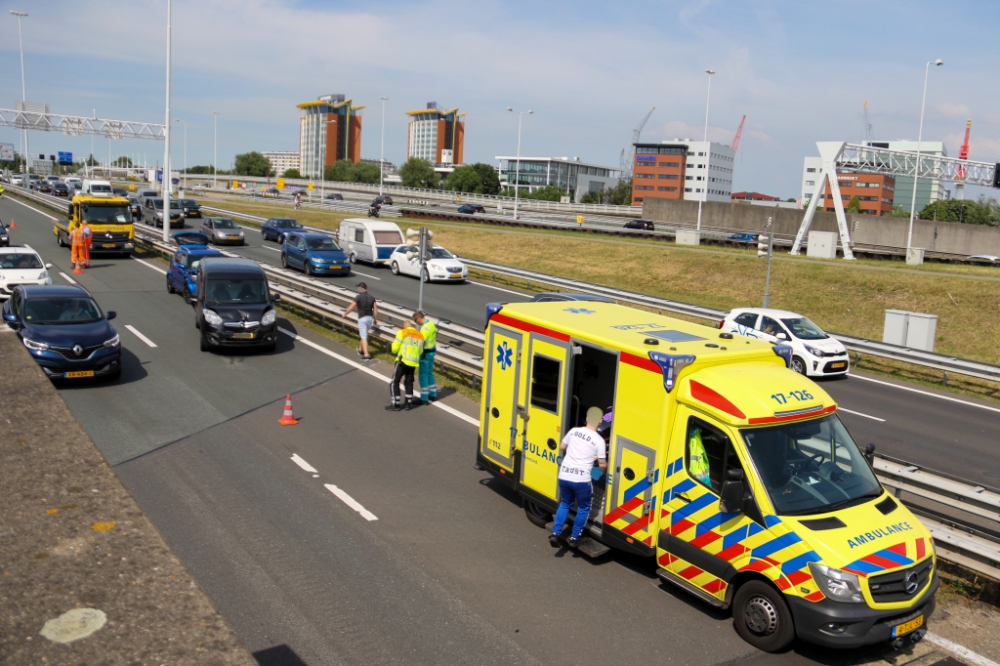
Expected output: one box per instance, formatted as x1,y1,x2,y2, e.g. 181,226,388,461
804,345,824,357
0,234,7,240
103,333,120,348
23,337,49,351
261,310,276,326
203,309,223,326
808,563,864,603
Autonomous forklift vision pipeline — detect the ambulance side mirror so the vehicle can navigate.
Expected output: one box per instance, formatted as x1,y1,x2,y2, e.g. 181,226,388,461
719,468,744,514
864,443,876,466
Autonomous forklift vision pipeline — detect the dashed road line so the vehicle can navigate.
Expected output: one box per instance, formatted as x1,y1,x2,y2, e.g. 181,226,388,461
350,269,381,280
324,483,378,521
468,280,527,297
124,325,158,348
290,454,320,478
59,271,77,284
837,407,886,422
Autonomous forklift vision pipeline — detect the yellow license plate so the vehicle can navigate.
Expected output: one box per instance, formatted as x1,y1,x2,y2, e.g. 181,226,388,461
103,243,117,248
64,370,95,378
892,615,923,638
232,332,255,340
831,362,847,369
228,236,239,240
450,274,463,279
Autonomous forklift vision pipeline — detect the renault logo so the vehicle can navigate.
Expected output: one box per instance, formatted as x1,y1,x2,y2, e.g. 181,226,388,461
72,344,84,356
905,572,919,595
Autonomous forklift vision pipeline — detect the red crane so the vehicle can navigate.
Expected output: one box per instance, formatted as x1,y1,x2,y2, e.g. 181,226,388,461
957,119,972,180
731,115,746,152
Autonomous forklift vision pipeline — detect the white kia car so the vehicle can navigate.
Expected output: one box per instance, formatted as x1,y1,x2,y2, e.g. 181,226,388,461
0,247,53,299
388,244,468,283
719,307,849,377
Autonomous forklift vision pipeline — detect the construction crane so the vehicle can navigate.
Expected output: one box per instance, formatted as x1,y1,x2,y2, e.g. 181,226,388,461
956,119,972,200
622,107,655,179
731,115,746,152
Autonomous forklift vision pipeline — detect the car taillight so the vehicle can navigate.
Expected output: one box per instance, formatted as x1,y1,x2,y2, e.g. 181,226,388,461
718,320,725,329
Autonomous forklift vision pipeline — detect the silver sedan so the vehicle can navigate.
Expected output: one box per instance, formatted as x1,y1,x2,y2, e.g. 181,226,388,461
200,217,245,246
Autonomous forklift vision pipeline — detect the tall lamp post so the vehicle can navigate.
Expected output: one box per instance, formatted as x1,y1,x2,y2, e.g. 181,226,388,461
161,0,172,243
906,58,944,261
212,111,219,189
175,118,186,194
10,10,28,179
507,107,533,220
696,68,715,234
379,96,388,196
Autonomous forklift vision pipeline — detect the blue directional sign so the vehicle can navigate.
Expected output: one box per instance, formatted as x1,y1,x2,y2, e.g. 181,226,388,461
57,151,73,165
156,169,163,183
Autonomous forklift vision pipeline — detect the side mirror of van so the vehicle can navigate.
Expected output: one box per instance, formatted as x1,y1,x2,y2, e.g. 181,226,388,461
718,468,744,514
864,443,876,466
272,293,281,303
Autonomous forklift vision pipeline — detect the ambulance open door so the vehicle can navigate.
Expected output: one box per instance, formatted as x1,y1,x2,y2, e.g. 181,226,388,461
481,325,522,473
521,334,572,501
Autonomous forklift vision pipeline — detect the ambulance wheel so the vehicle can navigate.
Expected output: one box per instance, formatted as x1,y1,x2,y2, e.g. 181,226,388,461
790,356,807,375
524,500,552,528
733,580,795,652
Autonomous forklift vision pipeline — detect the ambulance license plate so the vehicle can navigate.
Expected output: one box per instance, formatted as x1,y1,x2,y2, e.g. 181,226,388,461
64,370,95,378
831,362,847,369
232,332,254,340
891,615,923,638
103,243,117,248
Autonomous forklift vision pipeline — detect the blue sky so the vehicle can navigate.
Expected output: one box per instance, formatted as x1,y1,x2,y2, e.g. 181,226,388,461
2,0,999,199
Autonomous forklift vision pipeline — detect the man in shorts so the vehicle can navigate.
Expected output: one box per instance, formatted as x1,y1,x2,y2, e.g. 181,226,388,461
344,282,379,360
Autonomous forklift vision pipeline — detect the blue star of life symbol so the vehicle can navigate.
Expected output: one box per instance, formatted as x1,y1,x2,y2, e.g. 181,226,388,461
496,341,513,370
564,307,596,314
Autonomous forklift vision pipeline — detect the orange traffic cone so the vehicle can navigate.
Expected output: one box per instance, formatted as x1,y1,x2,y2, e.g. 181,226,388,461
278,394,298,426
73,262,83,275
9,219,16,229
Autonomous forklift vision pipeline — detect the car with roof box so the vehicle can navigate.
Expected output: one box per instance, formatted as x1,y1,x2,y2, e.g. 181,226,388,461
193,257,280,352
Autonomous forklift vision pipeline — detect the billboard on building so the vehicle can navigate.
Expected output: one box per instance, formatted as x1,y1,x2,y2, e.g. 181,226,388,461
0,143,14,161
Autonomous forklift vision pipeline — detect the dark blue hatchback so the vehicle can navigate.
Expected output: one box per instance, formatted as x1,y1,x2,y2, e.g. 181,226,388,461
261,217,303,244
2,285,122,380
281,232,351,276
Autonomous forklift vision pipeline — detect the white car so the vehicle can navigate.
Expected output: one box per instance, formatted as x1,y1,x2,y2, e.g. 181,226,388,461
719,307,849,377
0,247,53,299
10,175,24,186
388,244,468,282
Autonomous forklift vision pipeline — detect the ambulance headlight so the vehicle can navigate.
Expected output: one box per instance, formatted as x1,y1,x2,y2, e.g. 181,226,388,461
809,563,864,603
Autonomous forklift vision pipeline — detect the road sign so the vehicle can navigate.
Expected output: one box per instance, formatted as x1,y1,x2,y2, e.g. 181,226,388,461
308,183,314,191
276,178,285,189
0,143,14,161
32,159,53,175
57,151,73,165
156,169,163,183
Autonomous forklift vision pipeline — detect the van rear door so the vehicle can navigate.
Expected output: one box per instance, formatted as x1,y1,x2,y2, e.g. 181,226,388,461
520,333,572,501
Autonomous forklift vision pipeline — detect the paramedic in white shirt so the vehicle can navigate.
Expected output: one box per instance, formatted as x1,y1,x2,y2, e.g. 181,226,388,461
549,407,607,549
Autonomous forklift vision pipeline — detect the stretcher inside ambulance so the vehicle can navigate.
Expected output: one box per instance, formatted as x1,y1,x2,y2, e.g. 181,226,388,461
477,301,936,652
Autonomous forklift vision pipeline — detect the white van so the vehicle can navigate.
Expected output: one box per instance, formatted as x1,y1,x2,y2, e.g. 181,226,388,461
64,177,83,189
80,179,114,197
338,218,405,266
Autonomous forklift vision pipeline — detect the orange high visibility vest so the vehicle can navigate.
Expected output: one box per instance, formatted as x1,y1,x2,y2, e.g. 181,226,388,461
69,227,84,244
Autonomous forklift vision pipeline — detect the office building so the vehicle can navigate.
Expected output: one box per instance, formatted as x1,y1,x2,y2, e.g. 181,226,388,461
800,156,895,216
631,140,734,206
406,103,466,166
262,151,300,176
494,156,619,203
297,94,365,178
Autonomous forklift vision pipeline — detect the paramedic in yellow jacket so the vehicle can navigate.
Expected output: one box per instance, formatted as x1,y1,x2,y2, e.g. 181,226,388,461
386,320,424,411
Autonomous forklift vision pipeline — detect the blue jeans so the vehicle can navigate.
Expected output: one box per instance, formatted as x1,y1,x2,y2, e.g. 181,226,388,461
553,479,593,540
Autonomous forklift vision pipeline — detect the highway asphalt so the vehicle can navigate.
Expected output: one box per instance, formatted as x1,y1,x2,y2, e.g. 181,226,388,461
3,195,998,665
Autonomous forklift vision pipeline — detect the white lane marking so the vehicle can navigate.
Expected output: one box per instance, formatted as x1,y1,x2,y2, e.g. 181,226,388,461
259,245,281,252
324,483,378,521
847,373,1000,415
468,280,526,296
4,195,58,220
290,453,318,474
351,269,381,280
927,633,1000,666
837,407,885,422
59,271,77,285
131,256,168,275
277,326,480,427
124,325,157,348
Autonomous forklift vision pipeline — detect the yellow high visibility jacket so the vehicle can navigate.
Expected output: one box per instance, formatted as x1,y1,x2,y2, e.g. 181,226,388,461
420,318,438,351
392,326,425,367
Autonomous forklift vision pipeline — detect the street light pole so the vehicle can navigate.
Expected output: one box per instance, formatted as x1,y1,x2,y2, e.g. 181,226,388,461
10,11,28,179
212,111,219,189
507,107,533,220
175,118,186,194
379,96,388,196
696,68,715,233
906,58,944,258
161,0,172,243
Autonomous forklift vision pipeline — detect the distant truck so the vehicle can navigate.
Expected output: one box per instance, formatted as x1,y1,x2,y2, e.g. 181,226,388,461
54,193,136,258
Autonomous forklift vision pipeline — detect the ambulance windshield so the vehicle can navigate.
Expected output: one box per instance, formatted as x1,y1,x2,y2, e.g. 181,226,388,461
740,415,882,515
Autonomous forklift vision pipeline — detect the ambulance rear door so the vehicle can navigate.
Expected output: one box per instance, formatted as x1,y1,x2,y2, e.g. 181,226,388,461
481,324,523,473
521,333,572,501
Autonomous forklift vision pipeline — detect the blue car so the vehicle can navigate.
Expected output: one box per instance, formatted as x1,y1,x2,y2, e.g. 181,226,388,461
261,217,303,244
457,204,485,214
281,232,351,276
167,232,223,302
2,285,122,381
728,232,759,243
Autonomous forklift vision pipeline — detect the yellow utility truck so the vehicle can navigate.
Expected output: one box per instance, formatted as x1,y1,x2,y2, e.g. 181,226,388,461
55,193,135,258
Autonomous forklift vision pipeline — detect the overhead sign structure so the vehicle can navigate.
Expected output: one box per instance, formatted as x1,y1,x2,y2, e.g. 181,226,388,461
0,143,14,161
57,151,73,165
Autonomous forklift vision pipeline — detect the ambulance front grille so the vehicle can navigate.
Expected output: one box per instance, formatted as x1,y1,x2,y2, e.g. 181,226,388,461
867,558,933,603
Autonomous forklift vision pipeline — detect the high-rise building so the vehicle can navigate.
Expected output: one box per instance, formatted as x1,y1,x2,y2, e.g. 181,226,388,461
631,140,734,206
262,151,300,176
406,103,465,166
297,94,364,178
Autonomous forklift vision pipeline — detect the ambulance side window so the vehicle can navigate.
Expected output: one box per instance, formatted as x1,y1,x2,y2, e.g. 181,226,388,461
530,356,561,413
686,417,743,495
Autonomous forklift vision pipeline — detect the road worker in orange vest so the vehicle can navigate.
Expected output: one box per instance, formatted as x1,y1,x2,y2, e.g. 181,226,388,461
69,222,85,272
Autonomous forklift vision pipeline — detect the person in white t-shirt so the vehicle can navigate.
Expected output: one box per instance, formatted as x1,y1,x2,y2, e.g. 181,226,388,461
549,406,608,548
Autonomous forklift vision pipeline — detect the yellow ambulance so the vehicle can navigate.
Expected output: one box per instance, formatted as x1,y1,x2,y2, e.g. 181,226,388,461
477,301,936,652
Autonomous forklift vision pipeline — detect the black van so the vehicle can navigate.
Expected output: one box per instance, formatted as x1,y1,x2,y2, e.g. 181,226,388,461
193,257,280,352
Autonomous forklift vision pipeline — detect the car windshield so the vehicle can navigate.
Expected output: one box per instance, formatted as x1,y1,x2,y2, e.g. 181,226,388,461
741,415,882,516
207,277,268,305
83,205,132,224
781,317,827,340
23,297,103,325
213,218,238,229
307,237,340,251
90,184,112,193
0,253,43,269
181,200,197,206
428,248,454,259
185,256,206,269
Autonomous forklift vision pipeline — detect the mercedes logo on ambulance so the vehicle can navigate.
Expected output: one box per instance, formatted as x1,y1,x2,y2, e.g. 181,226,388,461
905,572,920,595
